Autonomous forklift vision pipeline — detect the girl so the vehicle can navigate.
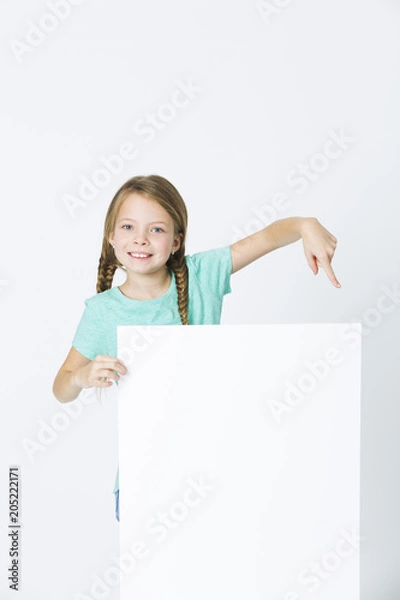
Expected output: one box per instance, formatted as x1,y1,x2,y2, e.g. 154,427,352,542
52,174,340,522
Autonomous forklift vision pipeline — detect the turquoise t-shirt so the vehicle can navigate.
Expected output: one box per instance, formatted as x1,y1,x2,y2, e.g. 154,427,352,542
72,245,233,493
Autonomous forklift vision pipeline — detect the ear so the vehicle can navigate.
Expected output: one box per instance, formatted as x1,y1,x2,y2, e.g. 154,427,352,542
172,233,182,253
108,232,115,246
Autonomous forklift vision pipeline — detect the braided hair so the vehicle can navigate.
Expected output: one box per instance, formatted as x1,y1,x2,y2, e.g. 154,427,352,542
96,174,189,325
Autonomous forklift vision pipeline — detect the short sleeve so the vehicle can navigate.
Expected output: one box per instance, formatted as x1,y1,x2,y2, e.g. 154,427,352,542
72,297,107,360
188,245,232,297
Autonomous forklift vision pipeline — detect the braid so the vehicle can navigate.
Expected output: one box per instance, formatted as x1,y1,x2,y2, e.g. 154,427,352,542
96,238,189,326
94,242,121,407
168,247,189,325
96,242,120,293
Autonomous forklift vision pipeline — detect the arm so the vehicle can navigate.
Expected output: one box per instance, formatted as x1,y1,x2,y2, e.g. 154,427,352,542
52,347,127,403
230,216,340,287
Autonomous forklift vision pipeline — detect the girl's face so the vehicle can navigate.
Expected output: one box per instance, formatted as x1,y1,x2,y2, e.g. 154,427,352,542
109,193,181,277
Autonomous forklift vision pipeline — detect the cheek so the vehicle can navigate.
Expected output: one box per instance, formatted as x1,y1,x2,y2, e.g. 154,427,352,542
114,231,129,244
155,237,171,250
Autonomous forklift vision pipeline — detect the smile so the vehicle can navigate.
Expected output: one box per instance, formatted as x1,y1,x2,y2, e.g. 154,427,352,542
128,252,152,260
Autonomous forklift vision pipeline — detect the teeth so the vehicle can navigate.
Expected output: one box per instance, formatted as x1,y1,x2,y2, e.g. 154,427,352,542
131,253,150,258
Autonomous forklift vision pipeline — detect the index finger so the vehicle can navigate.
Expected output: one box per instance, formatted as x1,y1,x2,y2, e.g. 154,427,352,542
318,257,341,288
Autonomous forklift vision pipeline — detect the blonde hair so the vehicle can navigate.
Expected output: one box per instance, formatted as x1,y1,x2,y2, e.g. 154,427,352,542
97,174,190,324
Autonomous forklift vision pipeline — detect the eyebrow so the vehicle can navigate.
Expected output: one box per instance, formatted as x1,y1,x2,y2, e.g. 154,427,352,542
117,218,169,225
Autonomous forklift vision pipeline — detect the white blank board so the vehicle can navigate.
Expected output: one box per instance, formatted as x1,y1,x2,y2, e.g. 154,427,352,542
118,324,361,599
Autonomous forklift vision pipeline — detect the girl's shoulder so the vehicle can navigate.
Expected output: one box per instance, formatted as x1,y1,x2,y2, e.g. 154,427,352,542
82,287,119,309
186,245,231,268
185,245,232,275
185,245,232,297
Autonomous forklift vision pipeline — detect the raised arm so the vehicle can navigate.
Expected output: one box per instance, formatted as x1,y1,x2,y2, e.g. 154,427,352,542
230,216,340,287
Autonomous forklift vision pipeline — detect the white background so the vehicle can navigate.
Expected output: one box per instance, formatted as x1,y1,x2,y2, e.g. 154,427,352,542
0,0,399,598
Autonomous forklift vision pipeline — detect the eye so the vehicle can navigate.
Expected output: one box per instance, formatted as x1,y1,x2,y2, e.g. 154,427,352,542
122,224,132,230
152,227,164,233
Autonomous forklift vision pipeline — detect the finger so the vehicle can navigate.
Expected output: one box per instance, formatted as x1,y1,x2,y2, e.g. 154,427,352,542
93,378,114,388
114,360,128,375
94,368,121,382
103,357,128,375
318,256,341,288
104,358,128,372
93,356,128,375
305,250,319,275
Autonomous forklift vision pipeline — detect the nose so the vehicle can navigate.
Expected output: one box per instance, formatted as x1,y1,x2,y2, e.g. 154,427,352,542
132,228,149,245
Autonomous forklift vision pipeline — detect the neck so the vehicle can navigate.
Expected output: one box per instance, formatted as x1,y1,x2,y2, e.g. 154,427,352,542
119,267,172,300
